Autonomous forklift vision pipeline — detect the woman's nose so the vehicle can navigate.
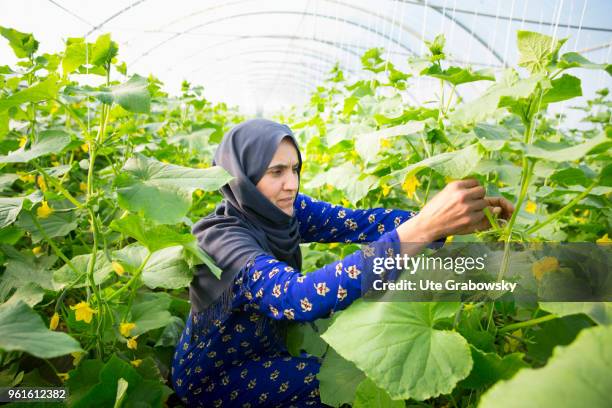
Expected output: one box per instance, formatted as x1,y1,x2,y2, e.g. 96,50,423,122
284,172,299,191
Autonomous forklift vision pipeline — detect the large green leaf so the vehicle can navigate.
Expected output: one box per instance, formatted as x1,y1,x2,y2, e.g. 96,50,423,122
71,355,170,408
461,346,528,389
478,325,612,408
353,121,426,163
0,26,39,58
451,70,544,124
0,250,57,301
422,65,495,86
142,246,192,289
110,214,194,252
0,197,24,228
539,302,611,325
0,76,60,112
115,154,232,224
52,252,114,289
0,301,82,358
91,33,118,67
517,30,566,73
321,301,472,400
521,131,610,162
352,378,404,408
17,206,78,243
130,294,173,336
304,162,377,204
558,52,612,74
4,282,45,307
65,75,151,113
386,144,481,185
0,130,71,163
541,74,582,105
318,348,366,407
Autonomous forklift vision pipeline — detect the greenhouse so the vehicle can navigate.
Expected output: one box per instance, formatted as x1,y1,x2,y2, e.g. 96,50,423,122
0,0,611,407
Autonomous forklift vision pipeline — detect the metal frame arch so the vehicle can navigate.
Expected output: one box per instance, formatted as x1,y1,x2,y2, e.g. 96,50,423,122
130,9,422,64
197,63,329,85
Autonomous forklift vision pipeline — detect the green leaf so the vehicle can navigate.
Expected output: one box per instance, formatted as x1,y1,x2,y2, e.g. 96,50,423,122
130,294,173,336
114,378,128,408
17,206,78,243
66,360,104,406
0,26,39,58
354,121,426,163
65,75,151,113
142,246,192,290
478,325,612,408
0,301,82,358
0,251,57,301
549,167,589,187
422,65,495,86
4,282,45,307
387,144,481,185
318,348,366,407
304,162,377,205
451,70,544,124
461,346,528,389
522,131,610,162
539,302,611,325
321,301,472,400
517,30,567,73
62,38,87,75
353,378,404,408
558,52,612,74
91,33,118,67
0,130,71,163
110,214,194,252
154,316,185,347
71,354,170,408
541,74,582,104
0,76,60,112
52,252,114,289
0,197,24,228
115,154,232,224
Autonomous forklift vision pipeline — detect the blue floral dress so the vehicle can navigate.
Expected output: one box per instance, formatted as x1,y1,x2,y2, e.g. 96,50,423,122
171,194,416,407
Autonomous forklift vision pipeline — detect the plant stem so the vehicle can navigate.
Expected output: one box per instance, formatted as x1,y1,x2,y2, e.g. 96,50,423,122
499,314,558,333
32,163,84,209
107,252,152,302
526,181,597,234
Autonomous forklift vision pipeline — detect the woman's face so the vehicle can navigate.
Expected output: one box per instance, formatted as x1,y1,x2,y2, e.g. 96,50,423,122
256,137,299,216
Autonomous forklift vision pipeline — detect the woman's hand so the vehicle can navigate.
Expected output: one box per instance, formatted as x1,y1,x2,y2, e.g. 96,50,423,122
398,178,514,242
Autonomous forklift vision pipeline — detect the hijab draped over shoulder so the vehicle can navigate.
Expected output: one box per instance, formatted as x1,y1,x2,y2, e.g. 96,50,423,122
190,118,303,314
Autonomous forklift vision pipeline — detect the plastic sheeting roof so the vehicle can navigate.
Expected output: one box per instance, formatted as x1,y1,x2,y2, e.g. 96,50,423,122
1,0,611,116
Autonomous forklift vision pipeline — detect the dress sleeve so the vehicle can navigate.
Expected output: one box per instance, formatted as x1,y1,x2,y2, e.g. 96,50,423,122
294,193,416,244
234,230,401,322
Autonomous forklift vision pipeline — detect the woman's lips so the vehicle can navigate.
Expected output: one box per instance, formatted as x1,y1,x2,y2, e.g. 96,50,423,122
278,197,294,205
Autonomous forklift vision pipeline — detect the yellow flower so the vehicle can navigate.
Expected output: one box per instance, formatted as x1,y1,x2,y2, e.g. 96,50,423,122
196,162,209,169
19,136,28,147
112,261,125,276
596,233,610,244
446,235,454,243
381,184,391,197
19,174,35,183
341,198,350,207
130,359,143,368
51,161,60,166
444,176,455,184
79,182,88,193
120,322,136,337
37,201,54,219
525,200,537,214
32,246,43,255
532,256,560,281
57,373,70,382
37,175,47,192
380,138,392,149
127,336,138,350
71,351,84,366
70,301,97,324
321,154,331,164
402,175,421,200
328,243,339,249
161,159,169,164
195,189,204,198
49,312,60,330
80,143,89,153
497,180,505,187
583,210,590,216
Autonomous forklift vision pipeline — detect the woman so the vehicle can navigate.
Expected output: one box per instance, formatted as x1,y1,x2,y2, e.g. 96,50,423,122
171,119,514,407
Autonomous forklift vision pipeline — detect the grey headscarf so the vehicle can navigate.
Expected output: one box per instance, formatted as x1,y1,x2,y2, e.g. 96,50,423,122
190,118,303,314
